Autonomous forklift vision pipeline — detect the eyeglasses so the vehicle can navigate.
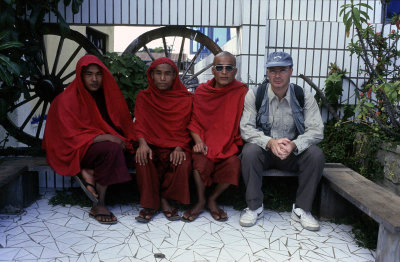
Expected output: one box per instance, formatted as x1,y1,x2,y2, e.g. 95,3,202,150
268,67,291,75
214,65,236,72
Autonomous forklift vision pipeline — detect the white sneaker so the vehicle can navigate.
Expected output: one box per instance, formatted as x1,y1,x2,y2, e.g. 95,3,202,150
291,204,320,231
239,204,264,227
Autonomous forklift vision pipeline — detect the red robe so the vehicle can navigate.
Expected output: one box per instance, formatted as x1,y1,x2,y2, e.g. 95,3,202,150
134,57,193,150
134,57,193,209
188,78,248,162
43,55,136,176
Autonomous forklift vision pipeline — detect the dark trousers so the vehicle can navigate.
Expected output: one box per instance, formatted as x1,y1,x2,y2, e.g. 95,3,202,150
241,143,325,212
81,141,131,186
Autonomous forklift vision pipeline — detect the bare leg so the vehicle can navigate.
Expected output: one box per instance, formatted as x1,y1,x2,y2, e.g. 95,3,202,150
81,169,98,199
208,183,230,220
182,170,206,221
90,183,117,223
161,198,172,216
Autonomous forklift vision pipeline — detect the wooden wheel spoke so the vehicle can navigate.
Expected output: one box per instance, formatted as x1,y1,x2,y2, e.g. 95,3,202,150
183,63,213,85
162,36,169,58
35,101,48,138
144,45,155,61
61,70,76,82
20,98,43,131
57,45,82,78
40,35,50,76
52,37,65,76
177,37,185,72
182,44,204,79
7,94,39,112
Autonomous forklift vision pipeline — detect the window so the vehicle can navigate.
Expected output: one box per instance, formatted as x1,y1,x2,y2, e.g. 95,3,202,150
86,27,107,54
386,0,400,21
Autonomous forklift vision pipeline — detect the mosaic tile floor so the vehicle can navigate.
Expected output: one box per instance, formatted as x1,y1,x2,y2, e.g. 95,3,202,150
0,190,375,262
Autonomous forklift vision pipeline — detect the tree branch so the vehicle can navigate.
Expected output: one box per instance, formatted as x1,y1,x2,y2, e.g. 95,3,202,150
299,74,340,121
366,107,400,138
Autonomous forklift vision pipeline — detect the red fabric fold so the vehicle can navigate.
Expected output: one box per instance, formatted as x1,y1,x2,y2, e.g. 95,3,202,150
188,78,248,162
134,57,193,150
43,55,136,176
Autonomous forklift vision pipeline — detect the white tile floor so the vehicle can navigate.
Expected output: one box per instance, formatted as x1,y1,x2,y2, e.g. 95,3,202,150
0,190,375,262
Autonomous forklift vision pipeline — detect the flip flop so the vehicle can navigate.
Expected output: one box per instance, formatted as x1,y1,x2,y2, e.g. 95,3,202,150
89,211,118,225
210,208,228,222
135,208,158,223
181,209,202,222
162,208,180,221
75,174,99,204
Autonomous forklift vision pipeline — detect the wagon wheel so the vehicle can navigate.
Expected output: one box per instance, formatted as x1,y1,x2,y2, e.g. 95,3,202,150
123,26,222,91
0,24,101,147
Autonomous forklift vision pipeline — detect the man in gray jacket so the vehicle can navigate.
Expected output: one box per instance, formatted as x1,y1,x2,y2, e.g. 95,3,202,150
239,51,325,231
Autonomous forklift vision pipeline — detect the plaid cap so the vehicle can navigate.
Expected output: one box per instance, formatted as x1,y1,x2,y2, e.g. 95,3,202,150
265,52,293,68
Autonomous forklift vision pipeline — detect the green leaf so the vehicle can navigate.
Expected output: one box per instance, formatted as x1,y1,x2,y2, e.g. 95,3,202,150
0,41,24,50
364,102,374,108
72,0,84,14
352,8,362,29
0,54,20,75
0,65,12,86
359,10,370,20
358,3,373,10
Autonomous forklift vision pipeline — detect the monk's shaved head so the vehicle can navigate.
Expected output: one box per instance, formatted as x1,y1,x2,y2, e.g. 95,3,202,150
213,51,236,67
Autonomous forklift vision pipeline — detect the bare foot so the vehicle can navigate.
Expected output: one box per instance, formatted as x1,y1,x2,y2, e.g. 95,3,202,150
81,169,98,199
182,201,205,221
208,199,227,221
90,205,117,224
161,198,173,216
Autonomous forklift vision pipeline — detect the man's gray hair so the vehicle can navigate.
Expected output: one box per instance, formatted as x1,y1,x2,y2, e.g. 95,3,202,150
213,51,236,66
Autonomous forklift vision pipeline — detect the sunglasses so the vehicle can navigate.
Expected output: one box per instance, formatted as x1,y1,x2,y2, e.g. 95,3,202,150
214,65,236,72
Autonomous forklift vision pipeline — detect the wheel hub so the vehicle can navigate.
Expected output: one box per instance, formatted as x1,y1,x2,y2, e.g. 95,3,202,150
34,76,64,102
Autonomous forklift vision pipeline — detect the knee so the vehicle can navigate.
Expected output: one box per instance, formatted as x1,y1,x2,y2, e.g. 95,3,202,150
241,143,263,162
305,145,325,165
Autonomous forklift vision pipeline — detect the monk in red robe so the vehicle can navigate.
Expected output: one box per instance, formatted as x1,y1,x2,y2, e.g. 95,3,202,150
183,51,248,222
134,57,193,222
43,55,135,224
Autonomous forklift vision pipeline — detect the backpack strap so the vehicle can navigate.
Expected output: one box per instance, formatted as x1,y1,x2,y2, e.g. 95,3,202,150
293,84,304,108
255,79,268,112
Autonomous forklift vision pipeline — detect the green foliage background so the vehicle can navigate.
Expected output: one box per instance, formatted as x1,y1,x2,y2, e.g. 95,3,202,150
100,52,148,117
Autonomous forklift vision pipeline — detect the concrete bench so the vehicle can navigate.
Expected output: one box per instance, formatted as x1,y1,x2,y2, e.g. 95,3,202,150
320,163,400,262
0,157,47,213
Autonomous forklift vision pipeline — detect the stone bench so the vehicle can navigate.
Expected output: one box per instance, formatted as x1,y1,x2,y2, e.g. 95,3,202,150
0,157,47,213
320,163,400,262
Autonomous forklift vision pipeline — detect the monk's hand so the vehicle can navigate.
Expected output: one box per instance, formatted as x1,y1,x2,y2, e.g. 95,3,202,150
267,138,289,160
136,139,152,165
170,146,186,166
193,142,208,155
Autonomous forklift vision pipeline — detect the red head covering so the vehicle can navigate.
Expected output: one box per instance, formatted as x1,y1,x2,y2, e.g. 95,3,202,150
43,54,136,176
188,78,248,162
134,57,193,150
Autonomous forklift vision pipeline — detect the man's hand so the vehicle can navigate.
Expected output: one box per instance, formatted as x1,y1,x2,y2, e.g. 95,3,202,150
94,134,126,150
193,142,208,155
136,138,152,165
267,138,295,160
170,147,186,166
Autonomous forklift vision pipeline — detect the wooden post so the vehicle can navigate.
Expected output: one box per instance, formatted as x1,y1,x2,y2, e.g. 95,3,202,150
376,224,400,262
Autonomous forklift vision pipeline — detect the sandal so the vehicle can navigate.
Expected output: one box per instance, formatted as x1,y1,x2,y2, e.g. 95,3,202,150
89,211,118,225
75,174,98,204
210,208,228,222
135,208,158,223
162,208,180,221
181,209,202,222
